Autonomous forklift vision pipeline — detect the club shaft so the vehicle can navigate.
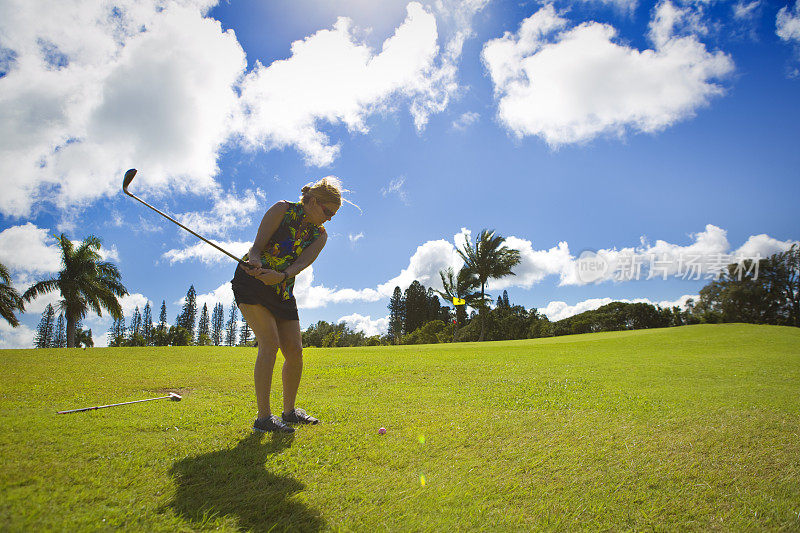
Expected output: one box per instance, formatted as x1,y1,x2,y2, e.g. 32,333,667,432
125,191,247,266
58,395,174,414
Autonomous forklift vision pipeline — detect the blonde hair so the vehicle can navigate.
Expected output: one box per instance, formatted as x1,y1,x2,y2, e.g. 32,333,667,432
301,175,361,213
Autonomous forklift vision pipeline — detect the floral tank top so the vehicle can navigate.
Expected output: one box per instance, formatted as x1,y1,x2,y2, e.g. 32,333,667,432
242,201,321,301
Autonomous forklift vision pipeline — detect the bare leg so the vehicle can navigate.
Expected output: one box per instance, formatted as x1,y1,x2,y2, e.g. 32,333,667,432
277,319,303,414
238,304,280,419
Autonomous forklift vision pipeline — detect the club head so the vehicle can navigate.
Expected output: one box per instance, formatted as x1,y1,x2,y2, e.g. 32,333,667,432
169,392,182,401
123,168,137,193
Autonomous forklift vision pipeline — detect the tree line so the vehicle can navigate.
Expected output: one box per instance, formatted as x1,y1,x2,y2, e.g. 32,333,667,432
303,239,799,347
31,304,93,348
105,285,252,347
2,231,798,349
0,233,254,348
2,234,125,348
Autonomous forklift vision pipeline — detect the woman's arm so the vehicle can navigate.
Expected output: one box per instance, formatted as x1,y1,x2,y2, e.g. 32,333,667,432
283,228,328,278
242,201,290,285
249,201,290,260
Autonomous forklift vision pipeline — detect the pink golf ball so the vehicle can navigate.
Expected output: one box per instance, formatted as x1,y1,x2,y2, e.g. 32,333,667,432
378,427,386,435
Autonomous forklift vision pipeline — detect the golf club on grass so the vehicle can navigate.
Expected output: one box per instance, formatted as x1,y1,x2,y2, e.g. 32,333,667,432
57,392,182,414
122,169,248,267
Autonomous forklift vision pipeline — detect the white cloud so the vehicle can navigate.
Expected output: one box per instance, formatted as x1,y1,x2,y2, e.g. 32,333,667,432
0,0,245,218
381,176,409,204
192,266,383,313
657,293,700,310
537,293,698,322
376,238,463,296
730,1,762,41
337,313,390,336
733,1,761,22
195,282,235,313
485,237,573,291
481,2,734,146
648,0,710,46
349,232,365,244
0,223,62,274
464,224,797,292
133,216,166,234
451,111,480,131
119,293,151,320
559,224,731,286
175,188,267,239
777,0,800,72
0,321,36,349
234,2,443,166
777,1,800,43
0,0,489,220
294,266,382,309
162,240,251,265
177,224,798,315
419,0,490,127
733,233,798,259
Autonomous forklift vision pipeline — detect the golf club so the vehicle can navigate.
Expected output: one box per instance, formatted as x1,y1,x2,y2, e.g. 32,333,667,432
57,392,182,414
122,169,248,267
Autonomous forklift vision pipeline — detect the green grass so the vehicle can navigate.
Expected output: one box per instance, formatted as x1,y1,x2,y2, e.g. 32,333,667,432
2,323,799,531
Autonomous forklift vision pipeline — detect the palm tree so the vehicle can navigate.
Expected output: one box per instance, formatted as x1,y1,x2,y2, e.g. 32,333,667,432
0,262,25,327
23,234,127,348
75,326,94,348
436,266,480,327
457,229,521,341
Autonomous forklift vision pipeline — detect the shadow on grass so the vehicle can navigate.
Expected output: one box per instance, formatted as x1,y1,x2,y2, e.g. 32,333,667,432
168,432,326,532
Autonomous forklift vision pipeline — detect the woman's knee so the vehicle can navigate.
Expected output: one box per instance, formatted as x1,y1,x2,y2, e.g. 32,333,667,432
282,344,303,363
257,343,279,360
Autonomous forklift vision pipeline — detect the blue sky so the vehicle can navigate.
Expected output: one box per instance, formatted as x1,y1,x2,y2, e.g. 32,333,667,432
1,0,798,347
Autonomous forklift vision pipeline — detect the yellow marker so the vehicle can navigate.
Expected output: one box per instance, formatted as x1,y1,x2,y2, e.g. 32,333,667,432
420,474,426,487
453,297,465,306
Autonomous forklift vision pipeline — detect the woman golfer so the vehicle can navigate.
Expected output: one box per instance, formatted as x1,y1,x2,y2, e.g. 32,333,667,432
232,177,342,433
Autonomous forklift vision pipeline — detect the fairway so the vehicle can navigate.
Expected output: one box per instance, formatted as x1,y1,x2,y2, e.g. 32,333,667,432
2,324,799,531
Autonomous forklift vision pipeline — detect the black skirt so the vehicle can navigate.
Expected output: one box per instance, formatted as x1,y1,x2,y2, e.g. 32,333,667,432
231,265,299,321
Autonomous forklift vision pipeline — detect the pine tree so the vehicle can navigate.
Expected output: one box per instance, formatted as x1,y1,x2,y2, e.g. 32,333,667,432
107,317,118,346
197,303,210,345
130,306,142,338
176,285,198,341
126,306,143,346
34,304,55,348
158,300,168,333
426,287,444,322
388,286,405,344
211,303,224,346
108,315,127,346
502,290,510,308
403,281,428,334
142,302,153,345
151,300,168,346
239,316,252,346
225,302,238,346
54,313,66,348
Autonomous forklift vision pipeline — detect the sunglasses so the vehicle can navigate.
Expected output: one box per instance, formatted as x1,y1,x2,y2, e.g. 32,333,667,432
317,199,337,218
